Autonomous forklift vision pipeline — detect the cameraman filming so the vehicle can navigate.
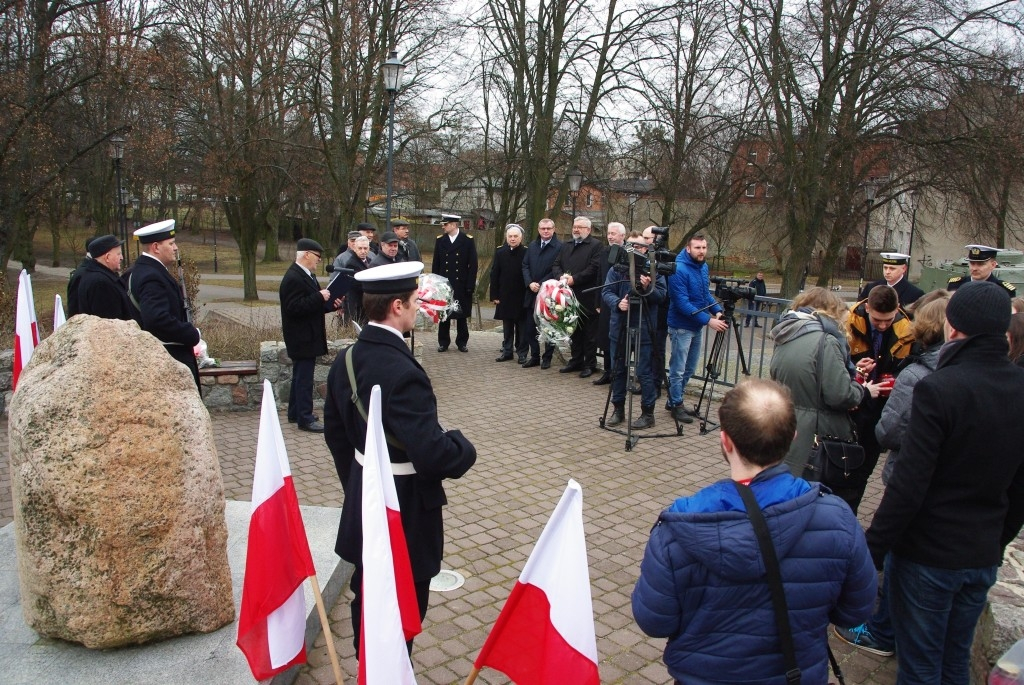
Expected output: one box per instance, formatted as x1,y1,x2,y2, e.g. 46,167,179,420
667,233,728,423
603,230,668,429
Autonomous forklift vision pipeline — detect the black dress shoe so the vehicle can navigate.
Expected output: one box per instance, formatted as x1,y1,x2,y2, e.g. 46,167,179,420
540,358,552,369
438,345,449,352
458,345,469,353
559,363,582,373
579,368,593,379
521,358,540,368
592,371,611,386
495,353,514,362
298,421,325,433
518,355,528,364
288,415,317,424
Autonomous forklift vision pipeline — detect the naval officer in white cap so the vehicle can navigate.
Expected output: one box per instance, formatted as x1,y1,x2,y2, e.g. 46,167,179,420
128,220,201,389
858,252,923,307
323,261,476,654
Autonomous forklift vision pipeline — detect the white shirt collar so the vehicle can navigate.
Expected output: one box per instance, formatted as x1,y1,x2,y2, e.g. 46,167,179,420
368,321,405,340
448,229,460,243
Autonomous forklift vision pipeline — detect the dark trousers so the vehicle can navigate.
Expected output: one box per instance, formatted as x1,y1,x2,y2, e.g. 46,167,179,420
287,357,316,425
167,344,201,391
438,314,469,348
833,400,885,515
523,302,555,361
501,317,527,357
596,307,611,371
350,565,431,653
568,306,598,369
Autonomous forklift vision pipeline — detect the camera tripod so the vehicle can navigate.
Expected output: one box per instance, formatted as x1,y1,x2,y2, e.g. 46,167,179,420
590,280,684,451
690,298,750,435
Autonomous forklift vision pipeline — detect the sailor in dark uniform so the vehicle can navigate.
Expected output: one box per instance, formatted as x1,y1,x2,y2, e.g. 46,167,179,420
76,234,141,324
128,220,201,390
324,261,476,652
947,245,1017,298
432,214,477,352
858,252,924,307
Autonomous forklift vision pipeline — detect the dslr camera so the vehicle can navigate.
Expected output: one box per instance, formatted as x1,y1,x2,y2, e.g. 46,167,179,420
711,276,755,303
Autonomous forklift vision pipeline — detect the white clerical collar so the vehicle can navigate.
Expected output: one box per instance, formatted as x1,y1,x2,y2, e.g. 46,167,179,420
448,229,460,243
368,321,405,340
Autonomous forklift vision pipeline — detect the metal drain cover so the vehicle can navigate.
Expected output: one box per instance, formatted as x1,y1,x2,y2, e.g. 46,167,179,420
430,569,465,592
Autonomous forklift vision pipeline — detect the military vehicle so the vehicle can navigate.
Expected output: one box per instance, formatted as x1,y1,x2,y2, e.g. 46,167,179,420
917,249,1024,293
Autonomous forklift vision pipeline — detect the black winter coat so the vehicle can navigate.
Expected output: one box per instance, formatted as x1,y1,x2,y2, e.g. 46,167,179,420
489,244,527,320
551,235,603,311
279,262,333,359
77,259,141,324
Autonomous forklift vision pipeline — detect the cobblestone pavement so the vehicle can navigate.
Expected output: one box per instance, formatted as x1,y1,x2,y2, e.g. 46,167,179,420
0,329,897,684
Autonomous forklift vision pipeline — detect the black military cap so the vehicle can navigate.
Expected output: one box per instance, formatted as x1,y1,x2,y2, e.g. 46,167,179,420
357,222,376,233
89,234,123,258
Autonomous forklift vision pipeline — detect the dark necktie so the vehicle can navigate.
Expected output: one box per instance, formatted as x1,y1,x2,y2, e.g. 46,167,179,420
541,241,548,249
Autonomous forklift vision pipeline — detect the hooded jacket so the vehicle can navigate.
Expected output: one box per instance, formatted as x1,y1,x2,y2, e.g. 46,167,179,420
770,311,867,473
632,465,876,684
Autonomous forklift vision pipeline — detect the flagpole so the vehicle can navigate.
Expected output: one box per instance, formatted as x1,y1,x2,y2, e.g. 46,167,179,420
309,574,345,685
463,666,481,685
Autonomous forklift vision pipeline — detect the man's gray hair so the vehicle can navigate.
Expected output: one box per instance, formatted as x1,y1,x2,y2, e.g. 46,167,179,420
353,235,370,246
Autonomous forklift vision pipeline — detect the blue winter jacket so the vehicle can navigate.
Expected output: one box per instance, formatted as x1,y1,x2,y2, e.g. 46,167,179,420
632,465,876,684
667,250,721,331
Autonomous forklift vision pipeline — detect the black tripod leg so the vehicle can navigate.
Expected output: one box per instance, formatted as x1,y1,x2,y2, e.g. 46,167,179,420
731,315,750,375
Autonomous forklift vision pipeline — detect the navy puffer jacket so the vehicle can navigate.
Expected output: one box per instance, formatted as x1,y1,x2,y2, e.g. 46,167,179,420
632,465,876,684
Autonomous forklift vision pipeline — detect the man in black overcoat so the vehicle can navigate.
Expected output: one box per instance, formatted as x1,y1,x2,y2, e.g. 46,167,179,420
67,236,97,318
490,223,528,362
129,220,201,390
593,221,626,384
279,238,340,432
432,214,477,352
76,234,141,324
551,215,604,377
521,218,562,369
324,261,476,652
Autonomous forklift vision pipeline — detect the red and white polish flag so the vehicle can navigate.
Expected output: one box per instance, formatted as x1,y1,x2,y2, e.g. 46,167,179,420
473,479,599,685
358,384,420,685
237,379,316,680
13,269,39,391
53,294,66,330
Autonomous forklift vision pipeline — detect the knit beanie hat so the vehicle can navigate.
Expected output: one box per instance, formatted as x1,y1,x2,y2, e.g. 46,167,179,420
946,280,1011,336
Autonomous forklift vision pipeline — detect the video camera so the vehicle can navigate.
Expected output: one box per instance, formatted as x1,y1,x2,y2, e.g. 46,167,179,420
608,241,676,292
711,276,755,304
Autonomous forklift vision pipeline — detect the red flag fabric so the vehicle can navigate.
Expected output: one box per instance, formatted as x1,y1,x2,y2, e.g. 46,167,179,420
357,384,419,684
13,269,39,390
474,479,599,685
237,380,316,680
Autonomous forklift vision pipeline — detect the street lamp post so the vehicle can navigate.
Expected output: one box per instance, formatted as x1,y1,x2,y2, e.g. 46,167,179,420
130,197,140,260
627,192,638,231
210,199,219,273
907,189,920,257
109,135,128,269
568,167,583,221
858,182,877,296
382,51,406,231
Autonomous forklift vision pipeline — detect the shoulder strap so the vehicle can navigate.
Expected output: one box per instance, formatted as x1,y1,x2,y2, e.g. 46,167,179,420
344,345,406,452
127,273,142,312
733,482,801,685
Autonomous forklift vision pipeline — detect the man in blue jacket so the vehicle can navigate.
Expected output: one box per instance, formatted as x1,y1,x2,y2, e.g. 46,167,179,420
666,234,727,423
632,379,876,685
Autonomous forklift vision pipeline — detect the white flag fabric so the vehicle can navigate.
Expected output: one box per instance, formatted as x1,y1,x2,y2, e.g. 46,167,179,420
13,269,39,390
53,294,66,330
359,385,418,685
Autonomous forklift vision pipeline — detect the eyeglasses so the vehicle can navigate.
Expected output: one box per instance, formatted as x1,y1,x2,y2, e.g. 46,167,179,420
308,252,322,260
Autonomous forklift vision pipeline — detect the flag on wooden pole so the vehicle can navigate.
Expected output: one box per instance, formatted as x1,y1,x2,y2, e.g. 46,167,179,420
237,380,316,680
471,479,599,685
358,384,419,685
13,269,39,390
53,294,66,330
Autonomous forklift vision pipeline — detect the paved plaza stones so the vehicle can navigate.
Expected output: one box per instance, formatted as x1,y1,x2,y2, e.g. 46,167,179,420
1,329,897,684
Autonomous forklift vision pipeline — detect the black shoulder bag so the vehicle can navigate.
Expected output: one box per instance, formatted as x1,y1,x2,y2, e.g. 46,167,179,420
734,482,846,685
802,331,865,483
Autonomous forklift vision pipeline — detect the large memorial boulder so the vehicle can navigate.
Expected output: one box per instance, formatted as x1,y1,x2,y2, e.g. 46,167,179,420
8,315,234,648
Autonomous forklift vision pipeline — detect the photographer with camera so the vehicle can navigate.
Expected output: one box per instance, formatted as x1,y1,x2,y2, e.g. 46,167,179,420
603,230,668,429
667,234,727,423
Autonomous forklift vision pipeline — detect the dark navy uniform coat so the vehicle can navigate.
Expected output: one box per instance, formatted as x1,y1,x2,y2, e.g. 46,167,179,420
947,273,1016,297
324,324,476,580
128,254,200,387
432,231,478,319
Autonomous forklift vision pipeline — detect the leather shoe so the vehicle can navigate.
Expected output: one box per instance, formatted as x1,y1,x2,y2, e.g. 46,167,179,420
289,415,317,424
672,406,694,424
632,413,655,430
437,345,448,352
579,368,594,379
495,353,514,362
518,355,528,364
559,363,583,373
607,406,625,427
592,371,611,386
458,345,469,353
540,358,552,369
521,358,540,368
298,421,325,433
